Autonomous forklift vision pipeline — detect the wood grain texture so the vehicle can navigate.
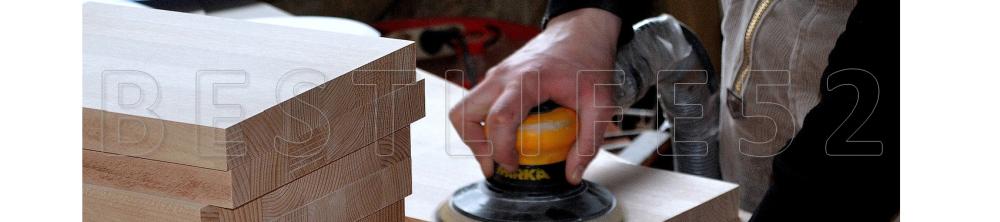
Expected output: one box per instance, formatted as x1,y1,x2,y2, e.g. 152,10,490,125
261,160,410,222
206,159,411,222
227,80,423,207
358,201,405,222
85,129,412,222
83,149,235,208
84,81,423,208
82,3,416,171
84,183,205,222
589,153,740,222
405,70,740,221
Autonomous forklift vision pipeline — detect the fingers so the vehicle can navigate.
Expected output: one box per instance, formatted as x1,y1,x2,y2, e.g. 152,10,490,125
448,82,500,177
564,76,617,185
565,110,610,185
485,81,544,173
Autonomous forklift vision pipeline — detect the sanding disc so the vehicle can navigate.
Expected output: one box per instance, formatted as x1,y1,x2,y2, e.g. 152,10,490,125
438,180,624,222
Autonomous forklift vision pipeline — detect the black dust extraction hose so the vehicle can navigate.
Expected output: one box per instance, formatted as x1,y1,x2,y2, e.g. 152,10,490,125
614,15,721,179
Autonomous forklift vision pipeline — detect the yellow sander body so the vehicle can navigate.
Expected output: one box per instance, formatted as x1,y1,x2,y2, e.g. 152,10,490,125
438,101,624,222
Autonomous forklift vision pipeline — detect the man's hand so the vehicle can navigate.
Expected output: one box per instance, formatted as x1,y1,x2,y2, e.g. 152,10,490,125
448,8,621,185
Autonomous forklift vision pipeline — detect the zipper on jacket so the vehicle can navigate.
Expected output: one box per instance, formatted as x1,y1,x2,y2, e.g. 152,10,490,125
726,0,774,119
732,0,774,95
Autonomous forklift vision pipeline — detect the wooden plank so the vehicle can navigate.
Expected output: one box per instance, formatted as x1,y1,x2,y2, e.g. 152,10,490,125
207,159,411,222
358,201,405,222
259,161,411,222
589,153,739,222
84,81,422,208
84,149,234,208
82,2,416,171
85,130,411,222
84,183,204,222
84,162,410,222
405,70,740,221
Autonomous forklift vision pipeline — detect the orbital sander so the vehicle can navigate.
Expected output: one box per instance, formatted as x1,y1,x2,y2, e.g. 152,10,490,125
438,101,624,222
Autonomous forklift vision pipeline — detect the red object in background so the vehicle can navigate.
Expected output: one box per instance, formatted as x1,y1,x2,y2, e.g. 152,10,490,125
373,17,540,88
373,17,539,55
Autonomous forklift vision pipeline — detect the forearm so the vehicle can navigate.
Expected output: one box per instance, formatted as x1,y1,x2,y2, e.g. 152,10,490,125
545,0,653,46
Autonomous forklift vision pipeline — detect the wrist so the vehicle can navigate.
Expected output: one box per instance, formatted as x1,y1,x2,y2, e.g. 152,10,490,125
543,0,635,46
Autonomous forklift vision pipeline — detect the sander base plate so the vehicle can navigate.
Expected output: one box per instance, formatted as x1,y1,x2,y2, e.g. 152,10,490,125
437,180,624,222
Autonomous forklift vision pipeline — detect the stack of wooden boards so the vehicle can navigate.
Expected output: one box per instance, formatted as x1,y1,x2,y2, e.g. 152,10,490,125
82,3,423,221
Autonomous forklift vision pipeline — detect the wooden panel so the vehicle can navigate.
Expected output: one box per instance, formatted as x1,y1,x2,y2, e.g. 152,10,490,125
588,153,739,222
85,130,411,222
82,3,416,171
84,81,423,208
84,183,205,222
84,161,410,222
404,70,739,221
358,201,405,222
207,159,411,222
83,149,234,208
261,160,411,221
227,81,422,207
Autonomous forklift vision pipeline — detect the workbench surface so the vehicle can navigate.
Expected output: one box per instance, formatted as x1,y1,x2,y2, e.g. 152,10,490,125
405,70,739,221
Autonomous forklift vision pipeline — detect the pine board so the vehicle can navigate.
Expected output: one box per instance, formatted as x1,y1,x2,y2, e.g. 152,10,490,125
84,81,423,208
358,201,405,222
405,71,740,221
84,130,412,222
206,158,411,222
82,2,416,171
84,184,204,222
